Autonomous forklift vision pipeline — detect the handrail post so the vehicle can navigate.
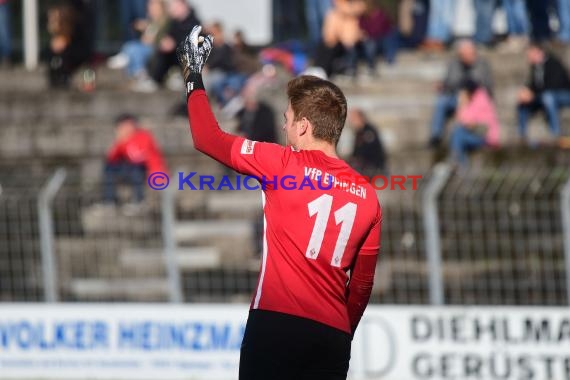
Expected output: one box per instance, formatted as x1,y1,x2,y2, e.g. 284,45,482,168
161,185,183,303
422,163,452,305
38,168,67,302
561,178,570,306
23,0,39,70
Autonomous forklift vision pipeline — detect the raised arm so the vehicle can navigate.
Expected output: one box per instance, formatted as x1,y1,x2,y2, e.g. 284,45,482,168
187,90,239,168
177,26,239,167
177,26,289,180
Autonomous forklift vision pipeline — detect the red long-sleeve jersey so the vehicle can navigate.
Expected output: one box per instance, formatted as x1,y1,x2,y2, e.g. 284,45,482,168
188,90,381,334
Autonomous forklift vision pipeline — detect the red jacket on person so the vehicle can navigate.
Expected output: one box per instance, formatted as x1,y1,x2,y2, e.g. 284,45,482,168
106,129,167,175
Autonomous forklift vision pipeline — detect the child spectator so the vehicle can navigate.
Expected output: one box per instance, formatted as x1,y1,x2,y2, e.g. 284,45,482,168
103,114,168,213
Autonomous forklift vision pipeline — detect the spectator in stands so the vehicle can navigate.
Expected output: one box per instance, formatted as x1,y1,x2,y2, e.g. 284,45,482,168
260,41,309,77
474,0,499,46
232,30,262,83
47,2,95,89
103,114,167,212
142,0,200,92
428,39,493,147
236,96,278,144
524,0,551,42
347,108,387,176
317,0,367,77
119,0,148,41
203,22,247,106
220,64,282,118
421,0,455,52
359,0,398,72
273,0,304,42
0,0,11,67
449,79,500,166
107,0,169,86
554,0,570,44
524,1,570,44
516,44,570,142
474,0,531,48
305,0,333,48
398,0,430,49
499,0,528,52
71,0,97,54
233,30,258,62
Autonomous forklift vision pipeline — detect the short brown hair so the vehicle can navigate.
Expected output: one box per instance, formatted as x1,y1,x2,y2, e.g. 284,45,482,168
287,76,347,145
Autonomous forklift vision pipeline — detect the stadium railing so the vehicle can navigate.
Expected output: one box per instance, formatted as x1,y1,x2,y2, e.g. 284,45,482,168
1,164,570,306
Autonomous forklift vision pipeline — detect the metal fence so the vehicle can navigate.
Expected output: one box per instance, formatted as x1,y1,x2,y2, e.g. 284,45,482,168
1,163,570,306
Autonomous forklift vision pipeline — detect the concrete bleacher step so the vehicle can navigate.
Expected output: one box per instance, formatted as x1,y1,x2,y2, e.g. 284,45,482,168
174,220,253,241
0,88,181,125
69,278,170,301
81,206,160,236
205,191,262,216
196,294,254,304
120,247,222,272
56,237,142,279
0,63,126,93
174,220,254,264
380,257,567,283
0,123,195,163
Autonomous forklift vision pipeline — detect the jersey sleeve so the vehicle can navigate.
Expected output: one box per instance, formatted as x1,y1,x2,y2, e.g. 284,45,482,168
188,90,290,180
347,204,382,334
230,138,291,182
107,141,125,163
187,90,243,169
359,205,382,255
347,253,377,334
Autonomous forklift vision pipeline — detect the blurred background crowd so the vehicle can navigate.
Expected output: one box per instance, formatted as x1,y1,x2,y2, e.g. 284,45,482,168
2,0,570,202
1,0,570,79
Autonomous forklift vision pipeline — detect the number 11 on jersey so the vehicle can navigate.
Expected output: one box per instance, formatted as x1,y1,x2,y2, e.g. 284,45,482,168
306,194,357,268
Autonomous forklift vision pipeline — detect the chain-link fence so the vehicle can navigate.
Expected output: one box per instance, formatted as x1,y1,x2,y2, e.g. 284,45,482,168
1,162,570,306
439,164,570,305
0,184,43,302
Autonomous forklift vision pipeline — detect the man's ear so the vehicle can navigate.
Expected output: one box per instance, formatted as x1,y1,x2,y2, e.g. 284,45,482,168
298,117,310,136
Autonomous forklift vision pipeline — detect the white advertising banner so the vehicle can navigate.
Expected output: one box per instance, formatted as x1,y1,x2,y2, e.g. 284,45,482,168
0,305,569,380
0,304,246,380
351,307,570,380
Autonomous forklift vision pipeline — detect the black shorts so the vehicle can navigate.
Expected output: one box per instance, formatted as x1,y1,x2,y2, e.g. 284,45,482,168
239,309,352,380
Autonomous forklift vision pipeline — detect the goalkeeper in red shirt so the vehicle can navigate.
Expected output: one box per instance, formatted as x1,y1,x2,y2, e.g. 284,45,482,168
177,26,381,380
